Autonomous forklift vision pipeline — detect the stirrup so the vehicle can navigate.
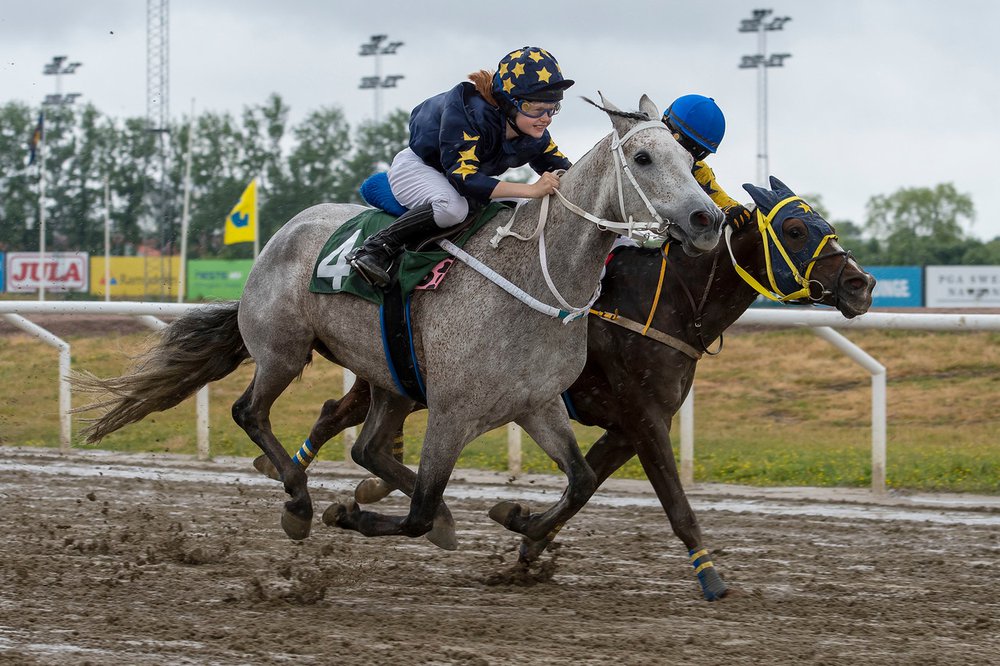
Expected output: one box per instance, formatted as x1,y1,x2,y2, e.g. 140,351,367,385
349,250,392,288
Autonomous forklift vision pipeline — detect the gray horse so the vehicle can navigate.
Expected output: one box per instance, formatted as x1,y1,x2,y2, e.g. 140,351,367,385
77,95,723,547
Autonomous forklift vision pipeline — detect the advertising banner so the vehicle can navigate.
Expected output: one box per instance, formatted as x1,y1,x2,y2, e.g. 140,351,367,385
866,266,923,308
186,259,254,300
89,257,181,299
925,266,1000,308
6,252,89,292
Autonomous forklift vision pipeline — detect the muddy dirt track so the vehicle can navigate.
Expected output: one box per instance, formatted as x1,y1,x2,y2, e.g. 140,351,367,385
1,447,998,665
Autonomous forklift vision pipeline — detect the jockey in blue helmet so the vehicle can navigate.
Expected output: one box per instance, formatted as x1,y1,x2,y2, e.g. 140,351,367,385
349,47,574,288
663,94,751,227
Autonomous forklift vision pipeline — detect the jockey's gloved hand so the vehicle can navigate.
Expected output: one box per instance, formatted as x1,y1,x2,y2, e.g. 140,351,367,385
723,203,752,228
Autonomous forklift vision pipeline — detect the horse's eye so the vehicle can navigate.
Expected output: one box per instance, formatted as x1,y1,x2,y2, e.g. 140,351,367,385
788,227,803,239
634,151,652,166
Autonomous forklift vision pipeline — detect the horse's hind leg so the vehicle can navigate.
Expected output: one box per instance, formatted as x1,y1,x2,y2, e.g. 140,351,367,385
488,397,597,542
232,352,314,540
253,381,373,481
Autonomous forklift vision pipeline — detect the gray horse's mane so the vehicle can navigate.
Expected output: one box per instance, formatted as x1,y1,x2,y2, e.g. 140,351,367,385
580,96,652,122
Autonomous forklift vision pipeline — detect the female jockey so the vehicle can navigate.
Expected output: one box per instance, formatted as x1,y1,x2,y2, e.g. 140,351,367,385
349,46,575,287
662,94,752,227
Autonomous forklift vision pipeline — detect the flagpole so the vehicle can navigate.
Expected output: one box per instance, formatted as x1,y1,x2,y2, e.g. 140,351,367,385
178,99,195,303
253,175,260,259
38,111,46,302
104,176,111,301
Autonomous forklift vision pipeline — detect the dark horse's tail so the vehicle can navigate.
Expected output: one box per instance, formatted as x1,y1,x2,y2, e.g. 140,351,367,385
74,301,250,443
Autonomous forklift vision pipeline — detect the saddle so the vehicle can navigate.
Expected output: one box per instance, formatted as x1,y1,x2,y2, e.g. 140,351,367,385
311,173,508,403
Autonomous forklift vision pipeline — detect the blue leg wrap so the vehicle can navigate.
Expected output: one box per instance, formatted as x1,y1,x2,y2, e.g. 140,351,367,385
690,548,728,601
292,438,317,469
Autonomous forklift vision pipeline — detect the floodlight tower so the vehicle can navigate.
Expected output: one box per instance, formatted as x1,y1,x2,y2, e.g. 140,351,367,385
147,0,171,297
359,35,405,124
739,8,791,186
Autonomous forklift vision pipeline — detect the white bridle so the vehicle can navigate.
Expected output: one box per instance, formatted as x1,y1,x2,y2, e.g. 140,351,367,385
490,119,675,248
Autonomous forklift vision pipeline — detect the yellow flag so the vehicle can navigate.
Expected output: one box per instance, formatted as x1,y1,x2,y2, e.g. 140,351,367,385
224,178,257,245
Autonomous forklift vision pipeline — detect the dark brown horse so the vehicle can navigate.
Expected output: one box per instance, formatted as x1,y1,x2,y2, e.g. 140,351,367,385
255,176,875,600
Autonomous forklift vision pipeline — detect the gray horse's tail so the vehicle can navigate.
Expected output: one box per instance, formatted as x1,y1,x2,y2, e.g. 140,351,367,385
74,301,250,443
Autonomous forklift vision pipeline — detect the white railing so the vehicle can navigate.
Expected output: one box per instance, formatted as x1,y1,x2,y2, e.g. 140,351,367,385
3,301,1000,492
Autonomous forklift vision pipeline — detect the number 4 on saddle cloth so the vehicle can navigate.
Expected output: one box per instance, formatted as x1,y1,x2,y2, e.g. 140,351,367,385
309,172,508,404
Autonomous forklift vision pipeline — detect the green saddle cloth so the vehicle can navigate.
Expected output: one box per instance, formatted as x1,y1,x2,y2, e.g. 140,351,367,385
309,203,508,305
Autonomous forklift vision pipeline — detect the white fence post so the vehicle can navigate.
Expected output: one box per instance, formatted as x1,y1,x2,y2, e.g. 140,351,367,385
810,326,887,494
680,387,694,487
2,314,72,451
507,423,523,477
342,368,358,467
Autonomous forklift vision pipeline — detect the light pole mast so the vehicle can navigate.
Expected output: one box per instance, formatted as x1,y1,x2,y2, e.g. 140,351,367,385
739,9,791,186
359,35,405,124
147,0,171,299
39,55,83,302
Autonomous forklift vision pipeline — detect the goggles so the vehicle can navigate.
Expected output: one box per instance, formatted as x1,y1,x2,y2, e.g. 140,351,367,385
515,99,561,118
674,131,710,161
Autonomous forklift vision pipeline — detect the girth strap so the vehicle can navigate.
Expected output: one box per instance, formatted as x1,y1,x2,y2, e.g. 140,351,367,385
379,287,427,404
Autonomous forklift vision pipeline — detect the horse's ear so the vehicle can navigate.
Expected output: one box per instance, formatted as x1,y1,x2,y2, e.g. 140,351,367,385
638,95,659,121
742,182,780,212
597,91,620,112
768,175,795,197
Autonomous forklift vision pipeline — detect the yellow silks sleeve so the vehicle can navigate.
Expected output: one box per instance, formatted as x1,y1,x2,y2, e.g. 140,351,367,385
224,179,257,245
692,161,741,211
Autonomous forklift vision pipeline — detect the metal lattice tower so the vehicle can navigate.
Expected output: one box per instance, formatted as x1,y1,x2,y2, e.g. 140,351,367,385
146,0,169,132
147,0,171,297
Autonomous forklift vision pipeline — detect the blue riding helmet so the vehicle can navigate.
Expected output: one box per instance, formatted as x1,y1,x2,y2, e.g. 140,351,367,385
742,176,839,301
663,94,726,157
492,47,575,104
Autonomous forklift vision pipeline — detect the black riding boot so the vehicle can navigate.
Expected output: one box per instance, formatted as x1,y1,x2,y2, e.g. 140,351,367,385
348,204,439,288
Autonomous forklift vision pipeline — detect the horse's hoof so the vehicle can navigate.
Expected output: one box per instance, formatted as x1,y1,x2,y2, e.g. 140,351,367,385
280,509,312,541
322,502,347,527
426,510,458,551
488,501,529,529
354,477,395,504
252,454,282,481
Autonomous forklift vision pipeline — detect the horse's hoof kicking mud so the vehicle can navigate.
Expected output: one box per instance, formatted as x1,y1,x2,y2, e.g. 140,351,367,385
354,477,395,503
252,454,282,482
280,508,312,540
488,501,529,529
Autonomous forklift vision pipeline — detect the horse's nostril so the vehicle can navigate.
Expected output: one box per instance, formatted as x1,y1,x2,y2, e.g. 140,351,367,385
690,211,713,228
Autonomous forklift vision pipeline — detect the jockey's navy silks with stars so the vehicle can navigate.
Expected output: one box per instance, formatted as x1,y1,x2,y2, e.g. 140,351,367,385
407,47,572,203
408,83,570,203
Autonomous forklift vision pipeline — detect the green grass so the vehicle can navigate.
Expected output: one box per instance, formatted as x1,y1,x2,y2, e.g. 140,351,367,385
2,327,998,493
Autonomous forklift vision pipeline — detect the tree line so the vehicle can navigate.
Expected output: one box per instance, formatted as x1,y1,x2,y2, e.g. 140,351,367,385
2,95,999,264
0,94,409,259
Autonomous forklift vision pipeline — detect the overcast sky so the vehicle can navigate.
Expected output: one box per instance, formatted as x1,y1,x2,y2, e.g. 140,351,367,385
3,0,999,240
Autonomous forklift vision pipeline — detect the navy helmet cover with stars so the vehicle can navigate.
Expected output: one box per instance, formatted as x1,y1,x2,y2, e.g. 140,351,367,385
742,176,839,299
491,47,574,103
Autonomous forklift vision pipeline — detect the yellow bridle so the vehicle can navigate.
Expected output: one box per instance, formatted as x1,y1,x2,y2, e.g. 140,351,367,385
726,195,838,303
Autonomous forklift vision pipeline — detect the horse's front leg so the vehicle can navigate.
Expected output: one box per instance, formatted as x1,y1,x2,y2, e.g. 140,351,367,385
516,429,636,564
488,398,597,542
632,418,729,601
324,397,463,548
